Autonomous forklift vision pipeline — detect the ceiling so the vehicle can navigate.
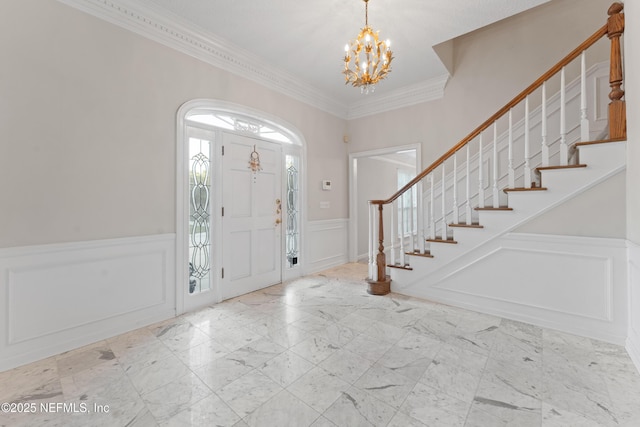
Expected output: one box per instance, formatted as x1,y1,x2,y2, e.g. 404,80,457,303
66,0,552,117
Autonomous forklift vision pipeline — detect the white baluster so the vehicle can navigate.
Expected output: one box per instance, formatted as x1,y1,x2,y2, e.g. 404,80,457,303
541,82,549,167
560,66,568,165
465,144,472,224
429,174,436,239
478,135,485,208
492,122,499,208
399,194,405,266
390,199,396,267
580,51,590,143
441,163,447,239
409,186,415,252
524,96,532,188
369,202,375,279
452,152,459,224
508,109,515,189
417,181,425,254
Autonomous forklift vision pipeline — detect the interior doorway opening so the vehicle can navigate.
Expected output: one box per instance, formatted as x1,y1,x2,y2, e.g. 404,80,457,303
348,144,422,263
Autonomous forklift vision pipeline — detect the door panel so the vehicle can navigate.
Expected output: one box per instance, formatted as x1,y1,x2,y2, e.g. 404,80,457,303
222,133,282,300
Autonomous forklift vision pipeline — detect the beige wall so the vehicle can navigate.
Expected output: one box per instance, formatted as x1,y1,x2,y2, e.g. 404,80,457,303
626,0,640,244
0,0,348,248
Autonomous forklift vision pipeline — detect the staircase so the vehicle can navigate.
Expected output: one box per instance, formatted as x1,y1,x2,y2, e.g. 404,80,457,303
366,1,627,319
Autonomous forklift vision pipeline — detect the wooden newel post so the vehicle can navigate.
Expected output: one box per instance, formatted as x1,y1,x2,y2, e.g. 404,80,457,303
367,202,391,295
607,2,626,139
376,203,386,281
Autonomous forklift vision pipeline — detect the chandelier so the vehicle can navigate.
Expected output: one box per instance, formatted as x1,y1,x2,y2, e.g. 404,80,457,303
343,0,393,94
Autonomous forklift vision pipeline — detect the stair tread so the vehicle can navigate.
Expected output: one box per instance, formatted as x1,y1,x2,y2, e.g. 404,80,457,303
449,223,484,228
426,238,458,244
503,187,547,193
475,206,513,211
536,164,587,172
405,251,434,258
387,264,413,270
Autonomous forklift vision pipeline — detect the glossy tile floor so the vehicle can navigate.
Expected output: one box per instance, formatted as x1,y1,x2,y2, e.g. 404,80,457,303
2,263,640,427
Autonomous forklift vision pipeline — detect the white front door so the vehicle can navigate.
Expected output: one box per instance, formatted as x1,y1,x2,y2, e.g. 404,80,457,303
221,133,282,300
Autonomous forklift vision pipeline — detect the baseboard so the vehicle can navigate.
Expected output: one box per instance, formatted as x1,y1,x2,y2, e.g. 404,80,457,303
306,219,348,274
627,240,640,373
396,233,628,344
0,234,176,372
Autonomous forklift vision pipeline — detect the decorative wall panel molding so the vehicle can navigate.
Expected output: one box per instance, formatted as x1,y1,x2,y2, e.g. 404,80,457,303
395,233,628,344
0,234,175,372
306,219,349,274
628,240,640,373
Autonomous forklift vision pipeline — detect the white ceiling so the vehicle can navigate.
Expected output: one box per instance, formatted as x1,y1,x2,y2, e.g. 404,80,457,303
63,0,551,117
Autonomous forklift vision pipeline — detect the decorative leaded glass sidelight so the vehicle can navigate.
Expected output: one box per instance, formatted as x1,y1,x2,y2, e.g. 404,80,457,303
285,155,300,268
188,137,212,294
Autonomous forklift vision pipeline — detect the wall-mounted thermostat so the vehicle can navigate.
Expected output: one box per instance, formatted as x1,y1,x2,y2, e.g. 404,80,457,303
322,180,332,190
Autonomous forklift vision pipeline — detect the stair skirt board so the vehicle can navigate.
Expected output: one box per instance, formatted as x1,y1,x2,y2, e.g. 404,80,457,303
393,233,628,345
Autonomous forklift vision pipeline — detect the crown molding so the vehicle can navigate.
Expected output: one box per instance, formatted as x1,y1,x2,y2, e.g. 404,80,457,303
346,74,450,120
55,0,448,120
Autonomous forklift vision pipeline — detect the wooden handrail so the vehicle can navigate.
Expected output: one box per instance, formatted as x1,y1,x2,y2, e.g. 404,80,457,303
371,18,614,206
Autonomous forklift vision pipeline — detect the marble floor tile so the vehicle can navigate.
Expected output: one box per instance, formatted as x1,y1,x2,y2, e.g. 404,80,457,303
142,372,212,423
287,367,351,413
244,390,321,427
216,370,283,418
323,386,396,427
319,348,373,384
399,381,469,427
290,336,339,364
56,342,116,378
3,262,640,427
419,343,487,404
313,323,358,348
192,356,253,391
160,394,241,427
386,411,427,427
353,363,417,409
259,350,315,387
343,334,394,363
175,338,231,369
126,354,190,395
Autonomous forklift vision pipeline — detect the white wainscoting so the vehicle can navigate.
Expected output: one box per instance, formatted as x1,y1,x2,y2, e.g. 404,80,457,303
0,234,176,372
398,233,628,344
628,240,640,373
306,219,349,274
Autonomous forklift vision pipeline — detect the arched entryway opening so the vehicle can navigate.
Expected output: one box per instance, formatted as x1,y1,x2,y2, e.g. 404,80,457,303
176,100,306,314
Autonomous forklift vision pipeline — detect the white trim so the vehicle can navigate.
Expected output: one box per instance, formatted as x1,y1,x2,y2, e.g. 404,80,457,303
347,75,450,120
306,219,349,274
627,239,640,373
349,144,422,263
54,0,448,119
176,99,307,313
0,234,175,372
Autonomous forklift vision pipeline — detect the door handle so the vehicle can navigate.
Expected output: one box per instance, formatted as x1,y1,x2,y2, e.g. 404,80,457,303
275,199,282,226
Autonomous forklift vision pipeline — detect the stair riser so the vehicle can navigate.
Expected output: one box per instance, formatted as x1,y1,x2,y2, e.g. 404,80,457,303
577,141,626,166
